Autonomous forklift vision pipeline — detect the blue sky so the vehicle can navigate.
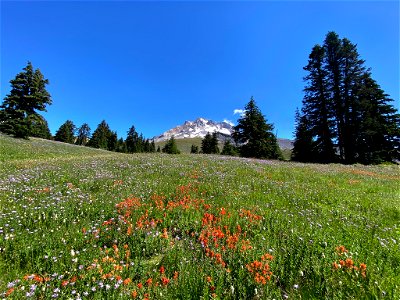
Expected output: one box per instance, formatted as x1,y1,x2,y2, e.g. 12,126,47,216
1,1,399,140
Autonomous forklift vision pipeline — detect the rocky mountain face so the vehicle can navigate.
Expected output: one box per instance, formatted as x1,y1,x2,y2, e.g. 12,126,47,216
153,118,232,142
153,117,293,149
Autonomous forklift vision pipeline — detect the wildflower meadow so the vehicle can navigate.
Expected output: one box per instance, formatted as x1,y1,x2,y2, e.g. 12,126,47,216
0,134,399,299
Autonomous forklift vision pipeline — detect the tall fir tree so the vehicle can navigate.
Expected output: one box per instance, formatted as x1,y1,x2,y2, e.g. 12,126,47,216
355,73,400,163
126,125,140,153
116,138,127,153
190,144,199,154
28,114,52,139
302,44,337,163
150,140,156,153
291,109,315,162
201,132,219,154
162,136,180,154
297,31,399,164
75,123,91,146
108,131,118,151
233,97,282,159
221,140,238,156
88,120,112,149
0,62,52,138
54,120,76,144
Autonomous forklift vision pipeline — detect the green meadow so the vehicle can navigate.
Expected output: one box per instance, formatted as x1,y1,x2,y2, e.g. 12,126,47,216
0,134,399,299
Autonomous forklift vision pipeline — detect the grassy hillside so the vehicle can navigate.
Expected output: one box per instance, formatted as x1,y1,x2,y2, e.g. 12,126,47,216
0,136,399,299
155,137,203,153
155,137,293,159
0,134,112,162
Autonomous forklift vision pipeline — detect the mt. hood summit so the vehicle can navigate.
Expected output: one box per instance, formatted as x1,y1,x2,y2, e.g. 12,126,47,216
153,118,233,142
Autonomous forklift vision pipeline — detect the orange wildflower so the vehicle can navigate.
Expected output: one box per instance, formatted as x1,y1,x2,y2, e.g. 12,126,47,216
161,228,168,239
345,258,354,269
161,276,170,286
5,288,14,297
159,265,165,274
131,290,138,298
336,245,348,256
173,271,179,280
332,261,340,270
123,278,132,285
61,280,69,287
146,278,153,286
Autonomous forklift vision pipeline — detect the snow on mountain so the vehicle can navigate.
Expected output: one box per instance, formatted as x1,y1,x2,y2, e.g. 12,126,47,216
153,117,294,149
153,118,233,142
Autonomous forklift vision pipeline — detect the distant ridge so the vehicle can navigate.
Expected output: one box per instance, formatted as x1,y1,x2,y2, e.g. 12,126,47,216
153,118,293,150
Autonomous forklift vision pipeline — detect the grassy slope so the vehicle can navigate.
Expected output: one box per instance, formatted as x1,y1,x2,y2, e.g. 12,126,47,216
155,137,292,160
0,134,399,299
0,134,112,162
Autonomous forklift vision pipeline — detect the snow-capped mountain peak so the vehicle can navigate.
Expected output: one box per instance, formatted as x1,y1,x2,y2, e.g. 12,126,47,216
153,118,233,142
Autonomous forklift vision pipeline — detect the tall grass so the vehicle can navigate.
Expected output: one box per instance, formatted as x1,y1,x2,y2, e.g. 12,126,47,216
0,134,399,299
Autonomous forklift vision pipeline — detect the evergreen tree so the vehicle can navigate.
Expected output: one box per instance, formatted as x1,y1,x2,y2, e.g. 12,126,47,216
298,31,400,164
75,123,91,146
0,62,52,138
302,44,337,163
116,138,127,153
190,144,199,154
162,136,180,154
88,120,112,149
291,109,315,162
126,126,145,153
201,132,219,154
221,140,238,156
355,73,400,163
324,32,367,163
108,131,118,151
233,97,282,159
150,140,156,153
157,146,161,153
143,139,150,152
54,120,76,144
28,114,52,139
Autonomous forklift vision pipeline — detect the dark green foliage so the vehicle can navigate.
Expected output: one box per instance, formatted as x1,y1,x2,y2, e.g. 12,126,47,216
201,132,220,154
302,45,337,163
157,146,161,153
87,120,113,149
297,31,400,164
150,140,156,153
0,62,52,138
221,140,238,156
291,109,315,162
190,144,199,154
115,138,127,153
125,126,153,153
162,136,180,154
126,126,139,153
233,97,282,159
75,123,91,146
108,131,118,151
27,114,52,139
54,120,76,144
355,73,400,163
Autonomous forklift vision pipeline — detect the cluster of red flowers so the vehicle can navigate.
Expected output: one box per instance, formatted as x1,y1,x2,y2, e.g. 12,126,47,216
332,245,367,278
246,253,274,285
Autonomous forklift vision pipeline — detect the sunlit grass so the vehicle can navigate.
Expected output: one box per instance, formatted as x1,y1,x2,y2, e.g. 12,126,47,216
0,134,399,299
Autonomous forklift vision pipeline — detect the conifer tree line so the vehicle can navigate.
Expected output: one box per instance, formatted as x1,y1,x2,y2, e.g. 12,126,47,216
292,32,400,164
54,120,156,153
2,31,399,164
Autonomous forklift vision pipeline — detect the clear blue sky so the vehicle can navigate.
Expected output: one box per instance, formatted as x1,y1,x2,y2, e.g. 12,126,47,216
1,1,399,140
